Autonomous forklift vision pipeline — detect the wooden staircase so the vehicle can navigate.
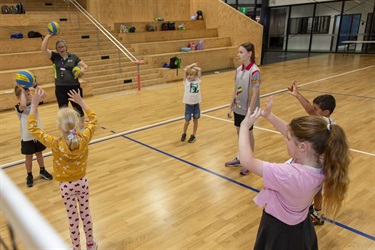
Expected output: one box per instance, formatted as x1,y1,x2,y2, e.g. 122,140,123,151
0,0,237,111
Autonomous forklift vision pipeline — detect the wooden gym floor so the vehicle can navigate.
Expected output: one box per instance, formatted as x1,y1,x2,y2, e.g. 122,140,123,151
0,54,374,249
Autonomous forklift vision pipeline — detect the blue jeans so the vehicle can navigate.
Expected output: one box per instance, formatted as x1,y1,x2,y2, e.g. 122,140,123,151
185,104,200,121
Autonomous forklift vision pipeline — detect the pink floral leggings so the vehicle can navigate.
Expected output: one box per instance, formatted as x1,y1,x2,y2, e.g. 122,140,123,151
60,177,94,250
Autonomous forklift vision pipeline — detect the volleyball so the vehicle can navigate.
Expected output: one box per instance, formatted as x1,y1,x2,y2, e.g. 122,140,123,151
15,70,36,89
47,21,61,35
72,66,81,79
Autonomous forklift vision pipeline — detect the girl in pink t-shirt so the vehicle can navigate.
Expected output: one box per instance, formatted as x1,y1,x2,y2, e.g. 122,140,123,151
239,97,350,250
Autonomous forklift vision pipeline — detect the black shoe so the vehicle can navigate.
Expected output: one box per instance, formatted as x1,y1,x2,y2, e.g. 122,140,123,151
188,135,196,143
181,133,187,142
40,169,53,180
26,175,33,187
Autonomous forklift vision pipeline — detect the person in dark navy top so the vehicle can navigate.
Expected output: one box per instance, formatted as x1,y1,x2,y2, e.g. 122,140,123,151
41,33,89,128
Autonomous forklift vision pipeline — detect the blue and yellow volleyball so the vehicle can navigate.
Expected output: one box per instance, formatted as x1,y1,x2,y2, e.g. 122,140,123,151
15,70,36,88
72,66,81,79
47,21,61,35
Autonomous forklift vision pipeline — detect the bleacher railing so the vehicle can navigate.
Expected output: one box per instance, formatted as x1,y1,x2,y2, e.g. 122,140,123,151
64,0,144,90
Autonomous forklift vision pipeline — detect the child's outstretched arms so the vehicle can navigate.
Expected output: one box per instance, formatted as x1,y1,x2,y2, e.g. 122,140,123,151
239,106,264,177
261,96,289,137
287,80,317,115
30,88,47,115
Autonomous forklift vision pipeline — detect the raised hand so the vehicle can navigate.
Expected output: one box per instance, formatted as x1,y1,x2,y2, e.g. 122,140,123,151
241,106,261,129
287,80,299,97
31,88,46,106
67,89,83,105
261,96,273,118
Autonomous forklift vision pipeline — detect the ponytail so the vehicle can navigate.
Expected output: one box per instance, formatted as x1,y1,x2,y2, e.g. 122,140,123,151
57,108,80,151
289,116,351,218
322,124,351,218
66,129,79,151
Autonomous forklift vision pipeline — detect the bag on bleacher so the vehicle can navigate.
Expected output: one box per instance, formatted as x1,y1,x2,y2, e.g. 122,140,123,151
10,32,23,39
28,31,44,40
146,24,155,32
197,10,204,20
1,5,9,14
188,42,196,50
120,24,128,33
9,6,18,14
161,23,169,31
168,22,176,30
169,56,181,69
196,39,204,50
181,47,191,52
128,26,136,33
16,2,25,14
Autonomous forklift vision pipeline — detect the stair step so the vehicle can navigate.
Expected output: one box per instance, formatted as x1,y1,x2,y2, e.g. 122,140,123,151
119,28,219,43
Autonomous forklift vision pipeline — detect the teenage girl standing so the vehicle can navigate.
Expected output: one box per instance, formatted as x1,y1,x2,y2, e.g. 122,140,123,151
226,42,261,175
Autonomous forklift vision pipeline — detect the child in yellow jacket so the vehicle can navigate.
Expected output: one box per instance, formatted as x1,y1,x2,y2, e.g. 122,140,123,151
28,88,98,250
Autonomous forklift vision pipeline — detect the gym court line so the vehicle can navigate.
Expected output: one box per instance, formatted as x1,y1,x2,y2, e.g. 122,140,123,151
1,108,374,242
1,66,374,242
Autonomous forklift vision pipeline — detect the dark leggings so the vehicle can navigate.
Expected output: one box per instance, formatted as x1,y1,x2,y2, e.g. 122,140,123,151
55,85,84,117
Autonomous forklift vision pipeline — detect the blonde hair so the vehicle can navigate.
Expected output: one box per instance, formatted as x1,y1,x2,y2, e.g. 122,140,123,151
289,116,350,218
186,67,198,76
57,108,80,150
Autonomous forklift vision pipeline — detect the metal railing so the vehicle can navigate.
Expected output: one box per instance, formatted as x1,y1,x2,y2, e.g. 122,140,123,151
63,0,144,90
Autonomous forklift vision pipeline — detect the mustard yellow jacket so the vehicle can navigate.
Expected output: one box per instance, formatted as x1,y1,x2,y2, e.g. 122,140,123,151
28,108,98,182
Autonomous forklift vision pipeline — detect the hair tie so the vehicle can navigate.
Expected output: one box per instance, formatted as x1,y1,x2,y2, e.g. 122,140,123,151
67,129,77,140
327,124,331,131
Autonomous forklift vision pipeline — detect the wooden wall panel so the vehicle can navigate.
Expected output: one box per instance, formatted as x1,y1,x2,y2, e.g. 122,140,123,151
191,0,263,65
86,0,262,64
87,0,191,25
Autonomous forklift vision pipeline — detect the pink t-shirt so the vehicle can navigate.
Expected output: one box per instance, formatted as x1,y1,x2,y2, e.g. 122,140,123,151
254,161,325,225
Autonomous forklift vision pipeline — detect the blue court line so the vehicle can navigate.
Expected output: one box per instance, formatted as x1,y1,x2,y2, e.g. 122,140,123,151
122,134,375,242
2,101,374,242
122,134,260,193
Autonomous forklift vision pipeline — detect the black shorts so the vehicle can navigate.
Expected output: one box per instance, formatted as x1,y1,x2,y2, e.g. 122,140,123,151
254,210,318,250
55,85,84,117
234,112,253,130
21,140,46,155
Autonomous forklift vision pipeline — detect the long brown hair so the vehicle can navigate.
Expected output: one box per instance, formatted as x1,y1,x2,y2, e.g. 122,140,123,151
289,116,350,218
240,42,255,62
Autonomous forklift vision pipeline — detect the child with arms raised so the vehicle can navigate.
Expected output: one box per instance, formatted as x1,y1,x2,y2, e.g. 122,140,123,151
288,80,336,225
181,62,202,143
15,85,53,187
239,97,350,249
28,88,98,250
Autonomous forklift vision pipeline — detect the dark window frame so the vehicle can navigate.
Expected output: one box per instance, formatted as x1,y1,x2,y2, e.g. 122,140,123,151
288,16,330,34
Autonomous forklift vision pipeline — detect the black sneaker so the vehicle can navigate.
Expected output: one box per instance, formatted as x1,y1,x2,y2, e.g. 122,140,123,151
40,169,53,180
188,135,196,143
26,175,33,188
181,133,187,142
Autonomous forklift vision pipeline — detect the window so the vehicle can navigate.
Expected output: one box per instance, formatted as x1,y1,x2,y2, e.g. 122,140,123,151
289,16,330,34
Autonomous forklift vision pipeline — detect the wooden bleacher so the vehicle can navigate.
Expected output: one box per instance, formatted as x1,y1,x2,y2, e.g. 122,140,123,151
0,1,243,111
